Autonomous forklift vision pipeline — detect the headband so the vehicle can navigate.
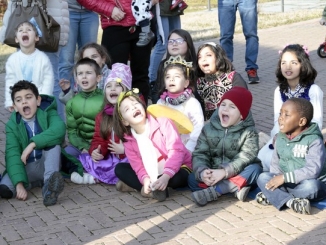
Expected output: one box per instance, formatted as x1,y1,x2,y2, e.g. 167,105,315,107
117,88,140,120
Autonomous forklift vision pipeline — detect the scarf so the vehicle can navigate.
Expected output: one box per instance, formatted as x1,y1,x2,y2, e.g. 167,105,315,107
104,104,114,115
160,88,192,105
131,120,158,183
280,84,311,102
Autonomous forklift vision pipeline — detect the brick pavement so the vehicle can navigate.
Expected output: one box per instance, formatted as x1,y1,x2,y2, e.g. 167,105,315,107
1,19,326,245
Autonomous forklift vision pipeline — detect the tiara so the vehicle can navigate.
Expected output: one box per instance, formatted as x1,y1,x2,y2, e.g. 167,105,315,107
164,55,193,68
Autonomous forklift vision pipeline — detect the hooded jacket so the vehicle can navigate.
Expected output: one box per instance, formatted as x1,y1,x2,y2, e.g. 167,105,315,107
192,108,261,181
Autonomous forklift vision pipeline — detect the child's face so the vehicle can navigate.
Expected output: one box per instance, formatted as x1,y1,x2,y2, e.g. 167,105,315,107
105,81,125,104
278,100,305,137
13,89,41,120
15,23,39,49
164,67,189,94
168,33,188,58
218,99,242,127
120,97,146,128
83,48,106,68
281,51,301,85
75,64,100,92
198,47,217,74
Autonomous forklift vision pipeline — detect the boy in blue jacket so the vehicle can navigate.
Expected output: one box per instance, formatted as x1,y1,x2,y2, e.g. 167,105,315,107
256,98,326,215
0,81,66,206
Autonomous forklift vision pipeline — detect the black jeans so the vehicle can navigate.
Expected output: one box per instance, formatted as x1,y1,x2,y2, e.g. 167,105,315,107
115,162,190,191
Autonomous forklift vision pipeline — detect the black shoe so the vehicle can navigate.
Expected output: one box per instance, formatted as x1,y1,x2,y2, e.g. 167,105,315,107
42,172,64,206
0,184,14,199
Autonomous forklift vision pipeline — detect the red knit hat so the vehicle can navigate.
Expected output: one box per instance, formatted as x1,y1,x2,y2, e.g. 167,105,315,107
218,87,253,119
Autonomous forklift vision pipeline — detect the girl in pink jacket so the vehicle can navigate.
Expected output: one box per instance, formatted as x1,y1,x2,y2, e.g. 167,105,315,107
113,91,192,201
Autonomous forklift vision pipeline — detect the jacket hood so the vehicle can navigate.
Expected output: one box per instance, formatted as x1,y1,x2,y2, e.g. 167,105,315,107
279,122,323,142
12,95,57,124
209,108,255,132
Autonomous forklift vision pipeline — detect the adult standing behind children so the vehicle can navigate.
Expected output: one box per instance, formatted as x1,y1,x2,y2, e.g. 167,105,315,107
218,0,259,84
0,0,70,120
4,21,54,112
59,0,99,97
77,0,154,104
0,81,65,206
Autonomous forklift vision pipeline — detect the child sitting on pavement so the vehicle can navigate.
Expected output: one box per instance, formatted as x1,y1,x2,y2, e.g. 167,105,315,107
65,58,104,158
188,87,262,206
0,81,65,206
5,21,54,112
256,98,326,215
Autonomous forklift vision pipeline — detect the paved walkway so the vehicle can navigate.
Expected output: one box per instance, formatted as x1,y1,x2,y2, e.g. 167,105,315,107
1,17,326,245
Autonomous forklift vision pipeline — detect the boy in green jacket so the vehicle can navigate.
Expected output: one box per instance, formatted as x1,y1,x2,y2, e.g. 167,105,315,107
0,81,65,206
188,87,262,206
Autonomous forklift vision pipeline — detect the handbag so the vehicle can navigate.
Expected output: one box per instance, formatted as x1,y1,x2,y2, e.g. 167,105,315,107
4,0,60,52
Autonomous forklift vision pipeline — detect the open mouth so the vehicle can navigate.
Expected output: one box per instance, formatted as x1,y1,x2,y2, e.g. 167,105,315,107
23,106,31,113
82,81,89,86
285,71,292,76
222,114,229,123
22,35,29,41
110,92,118,99
133,110,141,118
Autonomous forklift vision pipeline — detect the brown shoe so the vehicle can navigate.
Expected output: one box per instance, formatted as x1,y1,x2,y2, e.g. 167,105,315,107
116,180,136,192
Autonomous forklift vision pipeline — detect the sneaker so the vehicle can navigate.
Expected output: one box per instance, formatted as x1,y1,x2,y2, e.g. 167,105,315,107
115,180,136,192
191,186,219,207
43,172,64,206
234,186,251,202
255,191,271,206
291,198,311,215
170,0,182,10
247,69,260,84
152,189,169,202
136,31,155,47
0,184,14,199
177,1,188,12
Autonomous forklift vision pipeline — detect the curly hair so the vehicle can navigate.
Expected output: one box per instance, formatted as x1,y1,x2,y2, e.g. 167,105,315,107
276,44,317,93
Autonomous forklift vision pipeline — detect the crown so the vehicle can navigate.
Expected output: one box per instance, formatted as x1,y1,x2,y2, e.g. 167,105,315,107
163,55,193,68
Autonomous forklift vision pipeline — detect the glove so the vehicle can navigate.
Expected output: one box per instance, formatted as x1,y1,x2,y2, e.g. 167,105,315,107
319,18,326,25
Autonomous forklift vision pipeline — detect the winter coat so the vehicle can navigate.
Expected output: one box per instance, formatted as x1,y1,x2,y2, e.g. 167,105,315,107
123,115,192,184
192,108,261,181
77,0,136,29
0,0,70,46
272,123,326,184
66,89,104,151
5,95,65,188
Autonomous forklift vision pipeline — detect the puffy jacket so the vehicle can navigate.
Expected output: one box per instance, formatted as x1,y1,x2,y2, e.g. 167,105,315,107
66,89,104,151
5,95,66,188
123,115,192,184
77,0,136,29
192,108,261,181
0,0,70,46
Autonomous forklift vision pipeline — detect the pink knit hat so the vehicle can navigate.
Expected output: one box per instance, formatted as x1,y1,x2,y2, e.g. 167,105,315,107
104,63,132,90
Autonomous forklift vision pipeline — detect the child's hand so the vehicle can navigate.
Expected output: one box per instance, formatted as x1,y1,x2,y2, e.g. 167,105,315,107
59,78,70,91
16,183,28,200
265,175,284,191
210,169,226,186
143,177,152,194
21,142,36,165
201,169,213,186
91,145,104,162
152,174,170,191
108,140,124,154
7,106,14,112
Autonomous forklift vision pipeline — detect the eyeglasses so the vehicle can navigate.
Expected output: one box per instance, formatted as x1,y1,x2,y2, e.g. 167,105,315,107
168,38,185,45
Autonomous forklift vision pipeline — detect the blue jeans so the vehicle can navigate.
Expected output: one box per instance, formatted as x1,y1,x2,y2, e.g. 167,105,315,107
257,172,326,210
148,15,181,82
45,47,65,121
188,163,262,192
218,0,259,71
59,11,99,90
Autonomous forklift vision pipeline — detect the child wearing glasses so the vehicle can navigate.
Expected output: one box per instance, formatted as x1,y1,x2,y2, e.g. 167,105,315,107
195,42,247,120
113,91,192,202
151,29,197,104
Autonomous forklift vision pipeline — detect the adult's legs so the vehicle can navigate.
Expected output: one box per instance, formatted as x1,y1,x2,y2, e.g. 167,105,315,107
238,0,259,71
45,47,65,121
218,0,237,62
77,11,99,49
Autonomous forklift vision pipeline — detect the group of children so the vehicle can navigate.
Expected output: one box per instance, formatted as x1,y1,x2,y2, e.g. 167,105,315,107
0,20,325,216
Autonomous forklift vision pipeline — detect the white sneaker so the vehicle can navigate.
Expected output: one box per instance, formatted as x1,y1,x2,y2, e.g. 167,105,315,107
70,172,95,184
